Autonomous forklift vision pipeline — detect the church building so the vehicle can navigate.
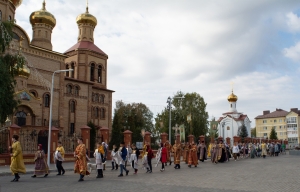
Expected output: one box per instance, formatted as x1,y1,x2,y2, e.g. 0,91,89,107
1,0,113,140
217,90,251,144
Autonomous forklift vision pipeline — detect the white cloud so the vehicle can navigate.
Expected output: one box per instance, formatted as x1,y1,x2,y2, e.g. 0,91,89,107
286,12,300,33
283,41,300,62
14,0,300,127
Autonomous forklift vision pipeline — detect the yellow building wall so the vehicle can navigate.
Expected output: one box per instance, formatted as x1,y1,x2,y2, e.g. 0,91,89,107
256,117,287,140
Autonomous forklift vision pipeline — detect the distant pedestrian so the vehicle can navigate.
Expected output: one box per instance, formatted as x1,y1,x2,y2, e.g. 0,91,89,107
9,135,26,182
147,144,154,173
55,141,65,175
130,143,140,174
31,144,49,178
94,142,104,178
102,142,108,170
111,145,119,170
54,149,64,175
232,142,239,161
159,143,167,172
118,142,129,177
281,143,286,154
74,137,90,181
261,141,267,159
275,142,280,156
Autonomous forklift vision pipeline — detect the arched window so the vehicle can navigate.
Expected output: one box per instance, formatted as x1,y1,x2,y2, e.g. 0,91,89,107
0,11,2,21
101,108,105,119
95,94,99,103
16,111,27,126
92,93,95,102
71,63,75,78
90,64,95,81
67,85,72,94
70,101,75,113
44,94,50,107
30,90,38,98
98,66,102,83
99,95,104,104
74,86,79,96
66,64,69,77
95,108,99,118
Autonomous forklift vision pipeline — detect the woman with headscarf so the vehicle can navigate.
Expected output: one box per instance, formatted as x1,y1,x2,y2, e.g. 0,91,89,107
31,144,49,178
9,135,26,182
74,137,90,181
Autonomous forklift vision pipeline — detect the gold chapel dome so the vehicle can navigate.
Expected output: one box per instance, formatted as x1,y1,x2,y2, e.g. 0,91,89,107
9,0,23,8
18,65,30,79
227,91,238,102
30,1,56,28
76,7,97,26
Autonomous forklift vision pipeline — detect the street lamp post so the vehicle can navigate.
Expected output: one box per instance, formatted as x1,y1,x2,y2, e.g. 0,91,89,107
166,96,184,143
47,69,73,166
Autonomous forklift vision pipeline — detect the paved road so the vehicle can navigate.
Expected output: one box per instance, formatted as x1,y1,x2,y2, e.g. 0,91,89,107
0,154,299,192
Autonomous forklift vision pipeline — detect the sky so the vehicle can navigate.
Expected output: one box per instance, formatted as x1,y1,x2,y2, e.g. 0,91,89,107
15,0,300,127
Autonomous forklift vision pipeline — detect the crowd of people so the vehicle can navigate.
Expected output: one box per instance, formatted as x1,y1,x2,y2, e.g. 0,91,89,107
8,134,286,182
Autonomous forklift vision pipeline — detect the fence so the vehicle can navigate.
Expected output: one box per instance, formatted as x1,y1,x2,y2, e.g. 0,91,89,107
19,129,38,154
59,131,81,154
0,128,9,154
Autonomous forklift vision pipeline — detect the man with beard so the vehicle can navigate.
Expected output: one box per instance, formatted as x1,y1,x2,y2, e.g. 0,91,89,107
211,141,218,164
172,139,182,169
198,141,207,162
188,141,198,168
217,140,228,163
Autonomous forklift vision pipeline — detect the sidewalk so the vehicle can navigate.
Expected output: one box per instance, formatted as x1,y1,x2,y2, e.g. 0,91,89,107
0,159,113,176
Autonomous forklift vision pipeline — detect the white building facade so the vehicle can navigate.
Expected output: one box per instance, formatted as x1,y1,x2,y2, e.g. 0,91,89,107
217,91,251,145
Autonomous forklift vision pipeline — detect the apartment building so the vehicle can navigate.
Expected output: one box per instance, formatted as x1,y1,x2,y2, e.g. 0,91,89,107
255,108,300,147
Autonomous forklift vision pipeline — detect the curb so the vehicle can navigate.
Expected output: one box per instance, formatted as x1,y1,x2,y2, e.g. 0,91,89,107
0,165,113,177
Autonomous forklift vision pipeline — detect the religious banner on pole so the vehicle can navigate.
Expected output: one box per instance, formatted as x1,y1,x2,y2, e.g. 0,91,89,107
179,124,185,143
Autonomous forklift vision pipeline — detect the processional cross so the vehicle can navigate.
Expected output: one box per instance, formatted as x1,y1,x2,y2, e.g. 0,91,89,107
172,124,180,135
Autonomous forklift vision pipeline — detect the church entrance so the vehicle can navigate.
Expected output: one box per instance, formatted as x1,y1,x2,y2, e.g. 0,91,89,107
37,130,48,154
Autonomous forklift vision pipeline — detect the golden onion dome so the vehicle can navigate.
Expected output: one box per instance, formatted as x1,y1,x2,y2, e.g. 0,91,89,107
227,91,238,102
18,65,30,79
76,6,97,26
30,0,56,28
9,0,23,8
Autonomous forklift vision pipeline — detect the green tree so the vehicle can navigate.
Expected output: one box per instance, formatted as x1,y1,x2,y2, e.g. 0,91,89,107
0,21,26,124
238,124,248,142
109,111,123,149
155,91,209,143
251,127,256,137
88,121,96,153
110,100,154,148
269,128,278,140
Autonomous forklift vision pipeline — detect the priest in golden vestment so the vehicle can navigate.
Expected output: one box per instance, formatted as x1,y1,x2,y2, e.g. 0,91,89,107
188,141,198,168
10,135,26,182
217,140,228,163
74,137,90,182
172,140,182,169
211,141,218,164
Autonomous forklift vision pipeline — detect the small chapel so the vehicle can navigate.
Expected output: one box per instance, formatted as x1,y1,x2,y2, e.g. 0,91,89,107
217,90,251,145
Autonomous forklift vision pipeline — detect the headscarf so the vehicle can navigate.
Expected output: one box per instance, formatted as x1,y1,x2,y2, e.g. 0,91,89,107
102,142,108,149
38,144,42,150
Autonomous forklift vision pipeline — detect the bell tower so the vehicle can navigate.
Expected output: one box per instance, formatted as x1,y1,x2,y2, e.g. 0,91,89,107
30,0,56,50
76,0,97,43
